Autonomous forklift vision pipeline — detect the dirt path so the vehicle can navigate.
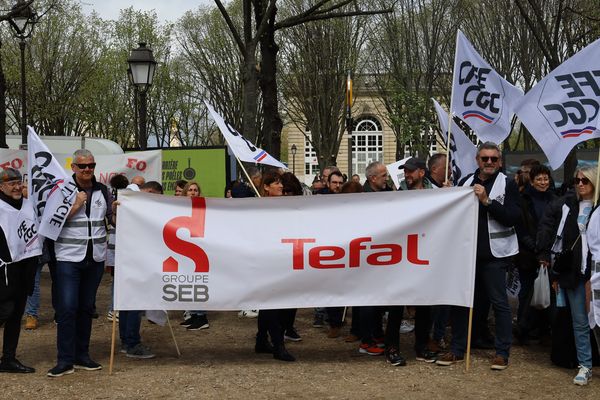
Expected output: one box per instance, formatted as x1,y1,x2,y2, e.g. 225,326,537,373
4,271,599,399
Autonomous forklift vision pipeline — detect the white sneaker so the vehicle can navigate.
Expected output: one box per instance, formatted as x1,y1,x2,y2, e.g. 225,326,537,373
238,310,259,318
400,320,415,334
573,365,592,386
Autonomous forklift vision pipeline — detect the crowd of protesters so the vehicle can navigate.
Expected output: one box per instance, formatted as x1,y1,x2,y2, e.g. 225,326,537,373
0,142,599,386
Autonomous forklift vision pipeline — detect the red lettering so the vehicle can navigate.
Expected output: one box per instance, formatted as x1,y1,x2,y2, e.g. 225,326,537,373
127,158,136,168
162,197,209,273
309,246,345,269
0,162,10,169
406,234,429,265
281,238,316,270
136,160,147,171
366,244,402,265
349,237,370,268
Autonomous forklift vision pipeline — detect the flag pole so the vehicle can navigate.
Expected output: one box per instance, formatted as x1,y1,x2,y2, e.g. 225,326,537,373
109,311,118,375
465,307,474,372
166,313,181,357
234,155,261,198
444,31,461,184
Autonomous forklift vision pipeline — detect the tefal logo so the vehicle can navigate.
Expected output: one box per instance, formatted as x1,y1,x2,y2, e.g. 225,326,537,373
162,197,209,273
281,235,429,270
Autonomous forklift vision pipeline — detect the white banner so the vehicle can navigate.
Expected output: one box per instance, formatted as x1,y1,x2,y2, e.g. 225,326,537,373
27,127,77,241
433,98,478,184
514,38,600,170
204,101,287,169
0,148,162,187
114,188,478,311
452,30,523,144
0,198,42,264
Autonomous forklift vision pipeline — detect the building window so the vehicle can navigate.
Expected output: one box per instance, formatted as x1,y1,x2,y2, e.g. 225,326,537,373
352,117,383,179
304,132,320,185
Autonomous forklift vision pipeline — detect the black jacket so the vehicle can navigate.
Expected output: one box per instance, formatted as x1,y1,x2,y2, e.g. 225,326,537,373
536,193,591,288
514,185,557,271
460,170,520,262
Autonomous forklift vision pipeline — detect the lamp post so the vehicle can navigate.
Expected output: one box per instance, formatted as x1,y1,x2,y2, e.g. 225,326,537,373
9,0,37,147
291,144,297,174
127,42,157,149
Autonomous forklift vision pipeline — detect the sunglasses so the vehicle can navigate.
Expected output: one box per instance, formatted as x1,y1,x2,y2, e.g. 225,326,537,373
574,177,591,185
480,156,499,163
75,163,96,170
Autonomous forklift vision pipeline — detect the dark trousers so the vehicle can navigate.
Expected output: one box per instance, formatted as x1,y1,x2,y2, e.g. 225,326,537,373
358,306,384,344
385,306,431,352
119,310,142,350
55,260,104,365
326,307,344,328
450,259,513,358
0,293,27,361
257,309,284,347
431,305,450,342
279,308,297,332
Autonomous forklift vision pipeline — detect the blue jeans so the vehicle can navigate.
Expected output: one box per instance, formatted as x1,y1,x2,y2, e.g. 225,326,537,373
565,281,592,369
55,260,104,365
25,263,43,317
450,259,513,358
432,305,450,342
119,311,142,350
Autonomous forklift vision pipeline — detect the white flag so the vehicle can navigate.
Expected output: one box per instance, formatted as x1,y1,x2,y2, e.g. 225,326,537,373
204,101,287,169
452,30,523,144
27,127,77,240
514,38,600,170
433,99,478,184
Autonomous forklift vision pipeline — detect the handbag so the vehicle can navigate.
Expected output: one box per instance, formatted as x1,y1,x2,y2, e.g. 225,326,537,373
530,266,551,309
551,234,580,274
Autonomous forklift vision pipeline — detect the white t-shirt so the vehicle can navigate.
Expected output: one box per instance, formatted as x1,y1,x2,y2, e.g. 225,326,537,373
578,200,593,274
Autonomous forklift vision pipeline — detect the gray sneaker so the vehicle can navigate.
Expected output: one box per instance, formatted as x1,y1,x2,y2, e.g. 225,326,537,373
126,343,156,359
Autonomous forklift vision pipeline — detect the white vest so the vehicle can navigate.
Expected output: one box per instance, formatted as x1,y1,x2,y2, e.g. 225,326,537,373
587,208,600,328
463,172,519,258
0,198,43,264
55,190,107,262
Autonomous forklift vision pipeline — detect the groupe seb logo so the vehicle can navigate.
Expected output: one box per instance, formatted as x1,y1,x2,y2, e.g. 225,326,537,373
281,234,430,269
161,197,210,303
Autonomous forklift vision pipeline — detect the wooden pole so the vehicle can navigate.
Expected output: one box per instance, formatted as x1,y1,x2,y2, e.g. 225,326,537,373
236,156,261,198
109,312,118,375
166,313,181,357
465,307,474,372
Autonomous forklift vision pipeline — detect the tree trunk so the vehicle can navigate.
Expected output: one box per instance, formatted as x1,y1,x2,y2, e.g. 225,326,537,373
242,46,259,144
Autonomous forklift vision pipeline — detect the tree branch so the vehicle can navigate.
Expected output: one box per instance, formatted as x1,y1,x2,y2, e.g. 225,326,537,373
275,8,393,30
214,0,245,54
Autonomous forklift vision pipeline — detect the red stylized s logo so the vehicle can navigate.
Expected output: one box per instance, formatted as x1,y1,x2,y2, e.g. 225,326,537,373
162,197,209,273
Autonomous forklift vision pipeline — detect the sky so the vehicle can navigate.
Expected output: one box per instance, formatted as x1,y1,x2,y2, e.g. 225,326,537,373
80,0,213,22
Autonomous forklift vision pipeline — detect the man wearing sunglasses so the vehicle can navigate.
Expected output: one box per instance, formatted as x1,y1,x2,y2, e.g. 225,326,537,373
0,168,40,374
437,142,520,371
48,149,114,378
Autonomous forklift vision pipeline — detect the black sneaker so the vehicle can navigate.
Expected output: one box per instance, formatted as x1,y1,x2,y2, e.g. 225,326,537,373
187,315,209,330
47,364,74,377
385,347,407,366
284,328,302,342
74,359,102,371
180,317,194,327
415,350,438,363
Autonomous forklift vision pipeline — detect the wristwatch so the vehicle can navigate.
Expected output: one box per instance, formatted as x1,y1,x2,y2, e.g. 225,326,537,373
485,198,492,206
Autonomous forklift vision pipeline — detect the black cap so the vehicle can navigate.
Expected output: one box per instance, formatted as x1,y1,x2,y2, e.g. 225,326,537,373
0,168,22,183
399,157,426,171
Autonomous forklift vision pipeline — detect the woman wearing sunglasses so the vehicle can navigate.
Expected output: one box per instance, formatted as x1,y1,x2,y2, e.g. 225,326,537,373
537,166,597,385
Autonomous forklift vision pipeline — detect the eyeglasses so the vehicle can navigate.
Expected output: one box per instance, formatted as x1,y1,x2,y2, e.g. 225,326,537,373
480,156,499,163
574,177,591,185
75,163,96,170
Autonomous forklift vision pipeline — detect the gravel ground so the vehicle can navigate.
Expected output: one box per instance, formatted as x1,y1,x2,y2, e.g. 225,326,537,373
4,271,600,399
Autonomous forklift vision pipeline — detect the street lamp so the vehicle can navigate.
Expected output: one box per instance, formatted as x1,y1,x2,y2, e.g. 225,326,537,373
291,144,297,174
127,42,157,149
9,0,37,147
